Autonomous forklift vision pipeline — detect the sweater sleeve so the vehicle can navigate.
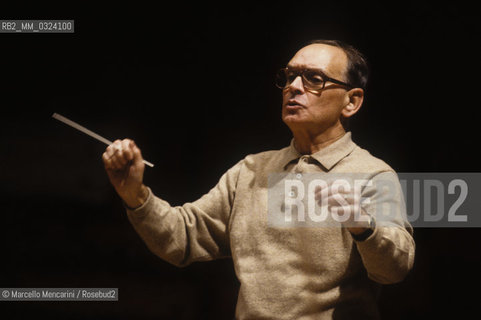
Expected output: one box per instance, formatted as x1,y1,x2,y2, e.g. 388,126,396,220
125,160,243,267
354,171,415,284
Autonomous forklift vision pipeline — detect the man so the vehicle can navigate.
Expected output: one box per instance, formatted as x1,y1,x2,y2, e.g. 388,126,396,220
103,40,415,319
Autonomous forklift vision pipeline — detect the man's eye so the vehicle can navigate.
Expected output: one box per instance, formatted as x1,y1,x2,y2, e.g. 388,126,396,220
306,72,324,84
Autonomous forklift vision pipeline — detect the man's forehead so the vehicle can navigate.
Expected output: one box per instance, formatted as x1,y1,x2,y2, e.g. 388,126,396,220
288,44,348,76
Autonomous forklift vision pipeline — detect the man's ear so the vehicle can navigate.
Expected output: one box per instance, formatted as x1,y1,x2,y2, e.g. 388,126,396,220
342,88,364,118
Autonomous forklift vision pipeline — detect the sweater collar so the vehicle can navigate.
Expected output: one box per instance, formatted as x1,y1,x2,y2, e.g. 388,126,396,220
283,132,357,171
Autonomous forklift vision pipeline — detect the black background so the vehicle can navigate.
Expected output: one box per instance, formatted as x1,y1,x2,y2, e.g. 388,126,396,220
1,2,480,319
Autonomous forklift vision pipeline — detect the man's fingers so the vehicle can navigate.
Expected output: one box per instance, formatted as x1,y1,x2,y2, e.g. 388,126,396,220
105,144,115,159
103,138,145,173
103,140,127,170
316,189,355,213
314,184,329,200
111,153,125,170
131,141,144,165
102,152,113,169
327,192,353,206
105,140,122,159
121,139,134,162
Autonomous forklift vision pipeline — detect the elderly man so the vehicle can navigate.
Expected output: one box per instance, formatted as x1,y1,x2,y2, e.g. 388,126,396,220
103,40,415,319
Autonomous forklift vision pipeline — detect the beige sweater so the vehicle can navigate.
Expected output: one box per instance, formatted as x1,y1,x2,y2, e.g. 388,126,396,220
126,132,415,319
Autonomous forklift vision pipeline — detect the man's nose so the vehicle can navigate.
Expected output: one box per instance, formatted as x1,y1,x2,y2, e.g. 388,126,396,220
288,75,305,94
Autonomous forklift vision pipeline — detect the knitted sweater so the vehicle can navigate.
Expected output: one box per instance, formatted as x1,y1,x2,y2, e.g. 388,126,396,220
126,132,415,319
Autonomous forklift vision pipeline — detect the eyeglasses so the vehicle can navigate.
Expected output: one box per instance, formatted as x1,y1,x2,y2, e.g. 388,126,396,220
275,67,352,93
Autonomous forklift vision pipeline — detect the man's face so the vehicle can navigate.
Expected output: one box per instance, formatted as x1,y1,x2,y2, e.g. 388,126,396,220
282,44,350,132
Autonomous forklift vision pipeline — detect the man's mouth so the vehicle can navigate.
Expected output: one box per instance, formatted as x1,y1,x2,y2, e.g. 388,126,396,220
286,100,304,109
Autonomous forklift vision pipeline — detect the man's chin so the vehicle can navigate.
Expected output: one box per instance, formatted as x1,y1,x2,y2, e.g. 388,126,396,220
282,114,307,126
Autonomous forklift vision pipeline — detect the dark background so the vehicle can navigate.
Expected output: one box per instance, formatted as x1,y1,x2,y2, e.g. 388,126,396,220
1,2,480,319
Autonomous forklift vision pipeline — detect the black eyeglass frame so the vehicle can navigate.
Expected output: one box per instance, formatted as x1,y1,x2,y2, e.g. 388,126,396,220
275,67,353,92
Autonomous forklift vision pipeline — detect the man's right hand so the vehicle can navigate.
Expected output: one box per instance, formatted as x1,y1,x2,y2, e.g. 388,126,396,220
102,139,148,209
